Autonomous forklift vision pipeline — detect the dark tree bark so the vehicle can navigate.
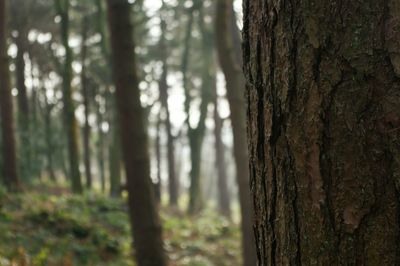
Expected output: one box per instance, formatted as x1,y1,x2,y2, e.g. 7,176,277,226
215,1,256,265
159,14,178,207
243,0,400,265
0,0,20,191
81,17,93,189
213,87,231,219
106,0,167,265
55,0,83,194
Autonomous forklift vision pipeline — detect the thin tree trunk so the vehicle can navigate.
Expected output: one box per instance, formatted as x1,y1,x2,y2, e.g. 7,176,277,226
106,0,167,265
158,16,178,206
215,1,256,265
243,0,400,264
213,88,231,219
109,111,122,197
15,31,31,181
95,87,106,193
41,75,57,182
0,0,20,191
184,6,213,214
81,17,92,189
55,0,82,193
94,0,121,197
155,114,162,203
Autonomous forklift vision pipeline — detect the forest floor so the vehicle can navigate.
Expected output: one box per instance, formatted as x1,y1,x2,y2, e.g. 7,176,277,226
0,184,241,266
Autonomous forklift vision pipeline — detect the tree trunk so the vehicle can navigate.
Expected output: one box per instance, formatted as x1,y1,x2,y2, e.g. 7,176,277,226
213,87,231,219
0,0,20,191
185,6,213,214
81,17,92,189
55,0,82,194
109,112,122,198
106,0,167,265
243,0,400,264
41,75,57,182
155,114,162,203
215,1,257,265
95,0,121,197
15,31,31,181
159,16,178,206
95,87,106,193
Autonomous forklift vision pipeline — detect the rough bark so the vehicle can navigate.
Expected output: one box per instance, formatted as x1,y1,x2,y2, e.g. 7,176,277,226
215,1,257,265
106,0,167,265
81,17,93,189
0,0,20,191
55,0,83,194
213,88,231,219
243,0,400,265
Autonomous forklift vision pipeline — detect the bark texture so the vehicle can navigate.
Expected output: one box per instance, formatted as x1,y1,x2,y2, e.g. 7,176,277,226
0,0,20,191
215,1,257,265
243,0,400,265
106,0,167,265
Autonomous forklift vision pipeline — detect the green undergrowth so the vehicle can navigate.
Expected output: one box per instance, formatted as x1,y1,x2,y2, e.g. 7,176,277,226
0,185,241,266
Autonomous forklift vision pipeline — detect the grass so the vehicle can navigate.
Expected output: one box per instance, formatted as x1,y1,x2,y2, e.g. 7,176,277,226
0,184,241,266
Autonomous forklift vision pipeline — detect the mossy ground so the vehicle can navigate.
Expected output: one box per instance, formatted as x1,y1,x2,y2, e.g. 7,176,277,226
0,184,241,266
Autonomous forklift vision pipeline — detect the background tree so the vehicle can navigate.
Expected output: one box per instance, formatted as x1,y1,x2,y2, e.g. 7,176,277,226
54,0,82,193
215,1,256,265
0,0,20,191
158,3,179,207
106,0,167,264
243,0,400,264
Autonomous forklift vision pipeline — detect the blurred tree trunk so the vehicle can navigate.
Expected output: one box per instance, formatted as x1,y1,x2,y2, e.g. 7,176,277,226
215,1,256,265
55,0,83,194
109,111,122,197
81,17,93,189
0,0,20,191
243,0,400,264
184,5,213,214
213,88,231,219
15,30,31,181
95,87,106,193
95,0,121,197
158,14,178,206
154,114,162,203
43,87,56,182
106,0,167,265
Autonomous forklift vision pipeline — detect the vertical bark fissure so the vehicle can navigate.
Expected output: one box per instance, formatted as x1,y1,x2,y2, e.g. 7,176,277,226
268,7,279,265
